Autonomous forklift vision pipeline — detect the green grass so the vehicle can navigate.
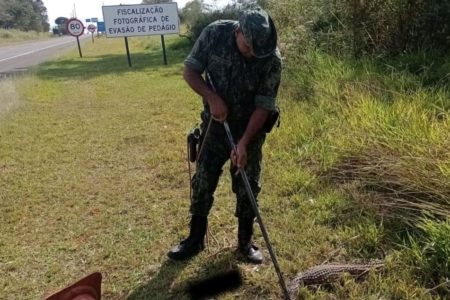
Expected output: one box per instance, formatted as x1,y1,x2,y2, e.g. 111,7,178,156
1,33,450,299
1,34,300,299
274,50,450,298
0,29,53,45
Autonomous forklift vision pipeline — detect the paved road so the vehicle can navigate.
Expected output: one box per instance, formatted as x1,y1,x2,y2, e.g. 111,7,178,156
0,35,88,77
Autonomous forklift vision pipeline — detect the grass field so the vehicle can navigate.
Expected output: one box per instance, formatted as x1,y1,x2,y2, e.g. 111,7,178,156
0,29,54,46
0,35,294,299
1,34,449,299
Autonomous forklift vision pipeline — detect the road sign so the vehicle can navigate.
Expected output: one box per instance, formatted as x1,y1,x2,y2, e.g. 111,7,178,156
102,3,179,38
87,24,97,33
97,22,105,32
66,18,84,37
66,18,84,58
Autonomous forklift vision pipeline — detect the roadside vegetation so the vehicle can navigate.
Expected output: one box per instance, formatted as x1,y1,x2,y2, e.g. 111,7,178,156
268,0,450,298
0,0,50,32
1,0,449,299
0,28,53,45
0,0,54,45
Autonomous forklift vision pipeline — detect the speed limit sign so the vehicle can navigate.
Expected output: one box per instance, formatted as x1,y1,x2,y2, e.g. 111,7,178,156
66,18,84,58
66,18,84,37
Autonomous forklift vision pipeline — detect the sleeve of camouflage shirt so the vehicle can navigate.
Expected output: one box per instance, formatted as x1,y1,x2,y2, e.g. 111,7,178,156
254,57,282,112
184,25,213,73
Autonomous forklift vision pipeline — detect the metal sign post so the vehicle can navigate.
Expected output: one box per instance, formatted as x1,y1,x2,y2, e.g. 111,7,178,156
87,24,97,43
76,37,82,58
160,35,167,65
124,37,132,67
66,18,84,58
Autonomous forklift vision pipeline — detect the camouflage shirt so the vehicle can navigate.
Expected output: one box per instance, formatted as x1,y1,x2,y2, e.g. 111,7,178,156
185,20,282,133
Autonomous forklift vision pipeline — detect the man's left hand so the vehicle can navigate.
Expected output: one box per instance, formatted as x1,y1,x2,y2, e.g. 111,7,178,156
231,141,247,169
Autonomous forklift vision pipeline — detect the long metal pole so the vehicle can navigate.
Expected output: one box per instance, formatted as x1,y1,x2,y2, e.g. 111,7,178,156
223,122,291,300
160,35,167,65
124,37,131,67
205,72,290,298
76,36,82,58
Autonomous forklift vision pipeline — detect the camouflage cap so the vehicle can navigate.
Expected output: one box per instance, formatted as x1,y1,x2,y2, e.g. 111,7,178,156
238,8,277,58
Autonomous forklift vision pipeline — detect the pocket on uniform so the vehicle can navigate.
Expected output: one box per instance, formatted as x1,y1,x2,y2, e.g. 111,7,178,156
207,55,231,96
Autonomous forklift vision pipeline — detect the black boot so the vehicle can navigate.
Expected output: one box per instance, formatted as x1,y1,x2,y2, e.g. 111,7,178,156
168,215,207,260
238,217,263,264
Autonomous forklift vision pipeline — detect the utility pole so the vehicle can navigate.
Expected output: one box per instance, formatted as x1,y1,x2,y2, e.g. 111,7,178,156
72,3,77,18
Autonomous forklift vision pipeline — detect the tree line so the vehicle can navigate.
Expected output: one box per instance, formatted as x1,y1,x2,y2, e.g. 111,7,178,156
0,0,50,32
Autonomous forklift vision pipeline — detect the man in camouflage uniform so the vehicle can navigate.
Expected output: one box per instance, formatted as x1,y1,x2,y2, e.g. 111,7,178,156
168,8,282,264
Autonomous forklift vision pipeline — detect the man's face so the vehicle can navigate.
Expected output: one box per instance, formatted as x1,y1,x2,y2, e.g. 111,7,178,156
235,28,254,59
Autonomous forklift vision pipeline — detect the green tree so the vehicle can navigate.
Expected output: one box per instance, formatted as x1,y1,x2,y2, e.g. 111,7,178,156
0,0,14,29
7,0,36,30
32,0,50,32
229,0,267,9
0,0,16,29
181,0,204,25
0,0,50,31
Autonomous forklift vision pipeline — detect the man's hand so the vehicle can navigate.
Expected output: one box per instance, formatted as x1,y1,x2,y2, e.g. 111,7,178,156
183,66,228,122
231,141,247,169
207,93,228,122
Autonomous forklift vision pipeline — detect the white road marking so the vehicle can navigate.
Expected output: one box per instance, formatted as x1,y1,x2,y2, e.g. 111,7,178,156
0,39,75,63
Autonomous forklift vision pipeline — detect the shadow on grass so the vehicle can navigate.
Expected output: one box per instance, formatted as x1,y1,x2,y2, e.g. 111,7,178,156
127,259,189,300
127,250,239,300
36,49,186,81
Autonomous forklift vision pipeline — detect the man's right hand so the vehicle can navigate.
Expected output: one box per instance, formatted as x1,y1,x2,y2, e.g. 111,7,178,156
207,93,228,122
183,66,228,122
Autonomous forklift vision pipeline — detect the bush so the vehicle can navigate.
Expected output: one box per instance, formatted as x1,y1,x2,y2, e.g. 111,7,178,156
268,0,450,57
320,72,450,226
402,219,450,296
187,9,240,41
181,0,268,41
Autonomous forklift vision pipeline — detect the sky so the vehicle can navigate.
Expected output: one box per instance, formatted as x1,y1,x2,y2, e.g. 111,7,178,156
44,0,231,27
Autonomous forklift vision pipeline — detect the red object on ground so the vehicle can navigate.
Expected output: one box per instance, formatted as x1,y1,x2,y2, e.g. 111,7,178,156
44,272,102,300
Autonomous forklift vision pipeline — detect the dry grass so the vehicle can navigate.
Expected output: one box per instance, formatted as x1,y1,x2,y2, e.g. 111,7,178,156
0,29,53,45
325,138,450,225
0,78,21,117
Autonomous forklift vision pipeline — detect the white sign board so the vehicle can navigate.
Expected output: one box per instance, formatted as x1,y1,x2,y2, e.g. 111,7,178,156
102,3,179,38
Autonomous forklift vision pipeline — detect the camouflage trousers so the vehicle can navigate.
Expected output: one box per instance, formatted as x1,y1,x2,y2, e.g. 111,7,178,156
190,120,266,219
